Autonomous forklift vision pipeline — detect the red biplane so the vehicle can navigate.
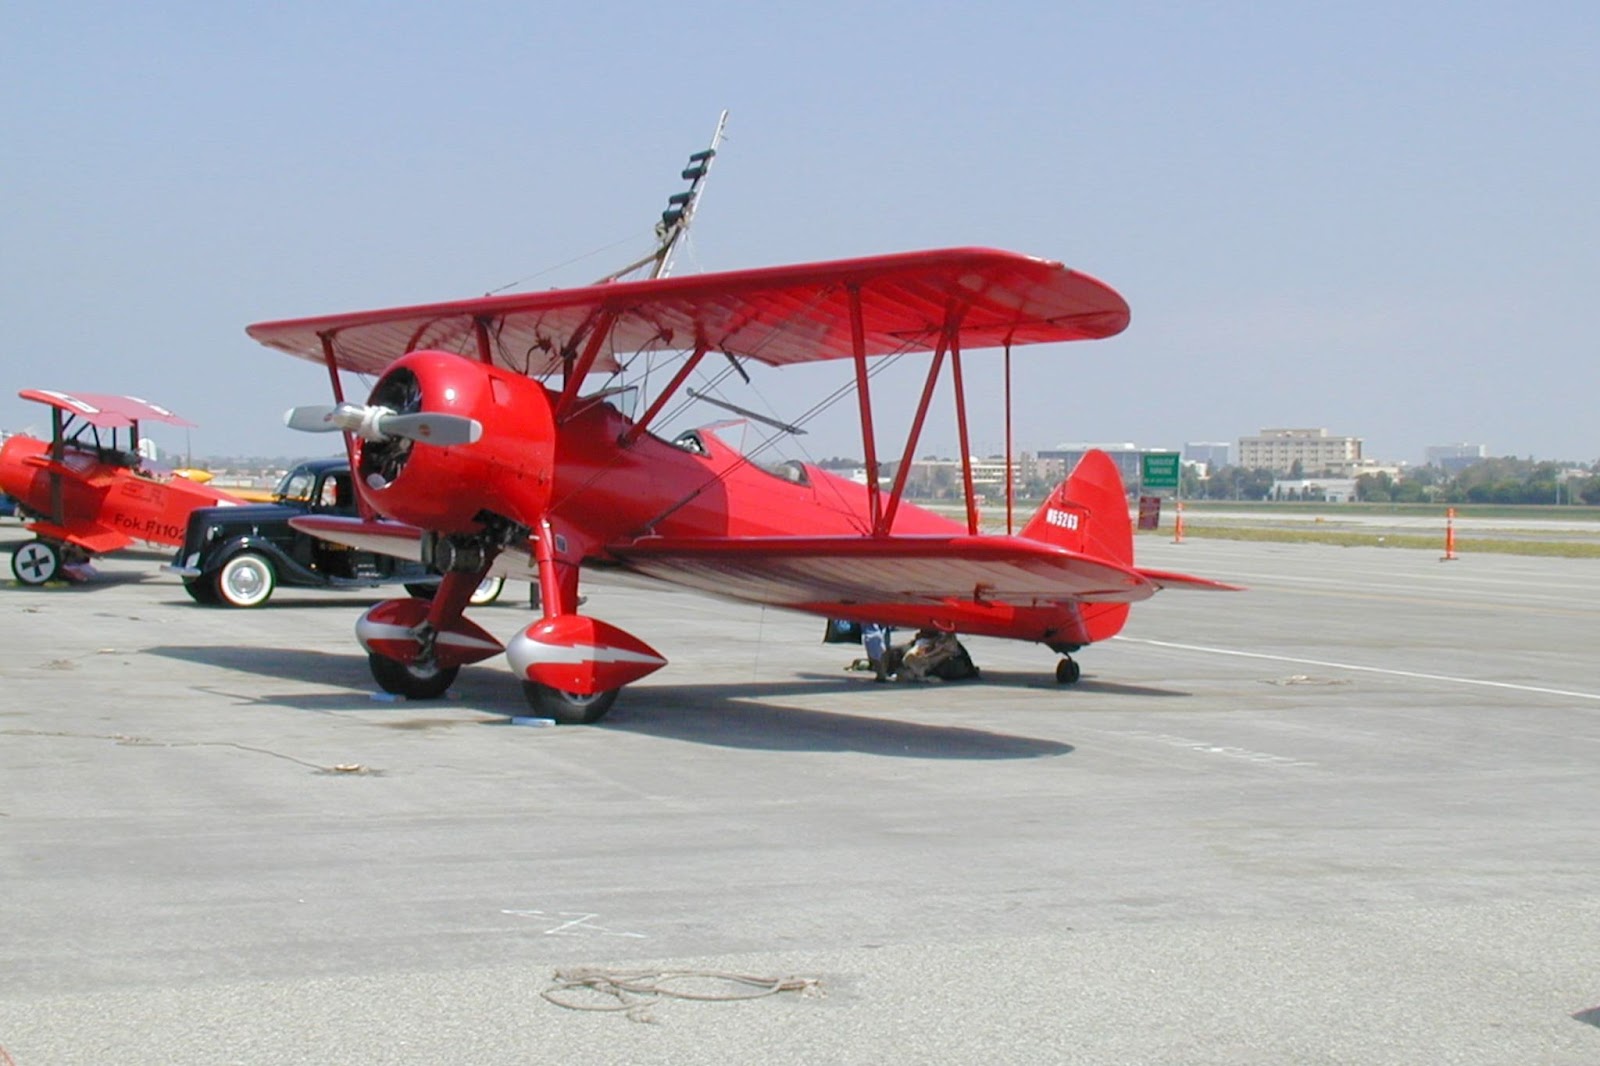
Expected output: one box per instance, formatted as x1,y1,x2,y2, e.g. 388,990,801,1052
0,390,244,584
251,244,1238,723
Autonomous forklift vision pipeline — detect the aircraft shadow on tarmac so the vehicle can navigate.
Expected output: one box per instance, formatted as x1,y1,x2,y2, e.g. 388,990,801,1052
146,644,1075,760
149,644,375,693
795,669,1191,699
608,681,1074,759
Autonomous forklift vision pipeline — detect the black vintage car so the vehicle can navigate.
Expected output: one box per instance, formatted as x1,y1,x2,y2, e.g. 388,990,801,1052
166,457,504,608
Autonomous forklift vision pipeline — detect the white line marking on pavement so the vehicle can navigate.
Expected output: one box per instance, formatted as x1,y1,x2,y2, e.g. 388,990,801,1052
501,909,647,937
1119,637,1600,702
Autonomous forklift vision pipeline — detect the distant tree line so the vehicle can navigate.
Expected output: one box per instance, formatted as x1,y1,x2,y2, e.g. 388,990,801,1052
1358,458,1600,505
1180,457,1600,505
800,455,1600,506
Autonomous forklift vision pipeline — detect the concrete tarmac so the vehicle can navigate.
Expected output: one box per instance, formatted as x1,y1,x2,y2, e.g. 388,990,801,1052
2,529,1599,1064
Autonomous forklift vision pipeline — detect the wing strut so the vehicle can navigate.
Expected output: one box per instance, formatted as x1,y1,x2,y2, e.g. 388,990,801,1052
880,305,963,535
621,343,709,446
950,339,980,535
555,310,619,421
847,285,883,533
320,333,377,522
1004,341,1014,536
48,407,65,525
473,316,494,365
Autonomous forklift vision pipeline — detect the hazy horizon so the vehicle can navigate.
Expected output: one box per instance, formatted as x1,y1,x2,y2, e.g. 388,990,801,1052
5,4,1597,468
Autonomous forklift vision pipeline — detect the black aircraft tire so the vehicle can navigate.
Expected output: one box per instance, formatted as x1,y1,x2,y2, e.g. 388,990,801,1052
11,540,62,585
369,653,460,700
521,682,618,725
1056,657,1082,685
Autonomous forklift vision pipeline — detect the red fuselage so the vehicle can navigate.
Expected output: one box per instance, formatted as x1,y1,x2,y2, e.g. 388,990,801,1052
0,434,243,552
349,350,959,554
348,350,1128,647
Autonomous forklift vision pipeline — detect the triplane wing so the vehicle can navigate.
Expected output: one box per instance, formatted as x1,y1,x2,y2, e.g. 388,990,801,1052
260,236,1234,724
1,390,239,585
17,390,196,428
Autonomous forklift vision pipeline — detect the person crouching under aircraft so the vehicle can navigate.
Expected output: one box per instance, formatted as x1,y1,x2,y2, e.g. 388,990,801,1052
881,629,980,683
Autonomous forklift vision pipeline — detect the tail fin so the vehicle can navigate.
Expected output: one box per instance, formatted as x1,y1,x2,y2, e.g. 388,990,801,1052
1020,449,1132,566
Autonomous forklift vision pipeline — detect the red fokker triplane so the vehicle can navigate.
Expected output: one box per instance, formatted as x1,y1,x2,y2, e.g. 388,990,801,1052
250,243,1239,723
1,390,244,584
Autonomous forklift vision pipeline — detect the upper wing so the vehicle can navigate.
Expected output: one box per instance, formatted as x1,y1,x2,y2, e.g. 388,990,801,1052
608,534,1211,609
17,390,195,428
246,247,1129,378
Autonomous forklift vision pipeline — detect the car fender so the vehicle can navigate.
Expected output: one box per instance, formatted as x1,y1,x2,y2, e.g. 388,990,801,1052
205,535,322,587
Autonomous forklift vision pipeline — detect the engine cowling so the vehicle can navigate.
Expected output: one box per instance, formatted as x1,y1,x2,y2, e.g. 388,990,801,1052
354,350,555,532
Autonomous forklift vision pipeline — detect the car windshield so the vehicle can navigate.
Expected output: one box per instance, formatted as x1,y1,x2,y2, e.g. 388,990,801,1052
274,469,316,504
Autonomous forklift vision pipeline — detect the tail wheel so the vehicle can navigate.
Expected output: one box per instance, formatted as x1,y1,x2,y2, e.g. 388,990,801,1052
214,551,275,608
369,653,460,700
1055,657,1082,685
12,540,63,585
521,682,618,725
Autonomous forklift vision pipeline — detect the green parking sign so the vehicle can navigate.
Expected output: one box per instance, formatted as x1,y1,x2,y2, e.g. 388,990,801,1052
1141,452,1181,490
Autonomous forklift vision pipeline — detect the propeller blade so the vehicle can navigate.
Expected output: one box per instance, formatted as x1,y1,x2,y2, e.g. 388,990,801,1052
285,402,480,445
378,412,483,445
283,405,343,432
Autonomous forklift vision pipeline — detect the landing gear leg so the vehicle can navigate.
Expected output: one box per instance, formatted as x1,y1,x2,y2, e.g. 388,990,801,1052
1055,655,1082,685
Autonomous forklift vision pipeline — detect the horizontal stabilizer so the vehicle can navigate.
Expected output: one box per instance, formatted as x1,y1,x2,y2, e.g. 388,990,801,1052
1134,567,1244,592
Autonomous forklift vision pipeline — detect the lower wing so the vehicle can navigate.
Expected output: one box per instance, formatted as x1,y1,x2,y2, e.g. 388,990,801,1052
288,515,537,580
25,520,131,555
610,534,1240,609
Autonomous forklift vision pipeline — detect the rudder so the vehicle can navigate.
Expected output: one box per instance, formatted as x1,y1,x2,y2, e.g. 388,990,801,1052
1020,449,1133,566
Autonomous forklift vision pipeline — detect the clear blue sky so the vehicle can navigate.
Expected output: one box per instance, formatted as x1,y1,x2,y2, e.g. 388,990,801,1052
4,2,1597,467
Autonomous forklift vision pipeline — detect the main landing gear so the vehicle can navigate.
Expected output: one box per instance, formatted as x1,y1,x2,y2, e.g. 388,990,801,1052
9,538,95,585
356,590,501,706
369,651,460,701
520,683,619,725
11,539,64,585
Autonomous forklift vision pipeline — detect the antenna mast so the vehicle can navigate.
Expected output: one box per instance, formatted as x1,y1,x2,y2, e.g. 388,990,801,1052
596,110,728,283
